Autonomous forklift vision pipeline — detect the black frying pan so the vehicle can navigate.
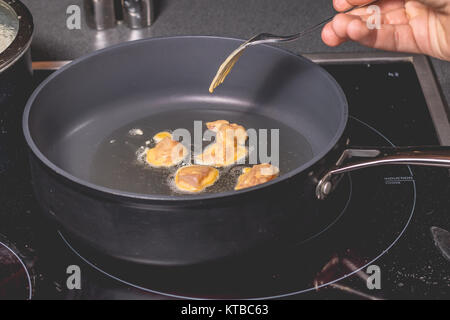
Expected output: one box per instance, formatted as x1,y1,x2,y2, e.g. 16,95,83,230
23,36,450,266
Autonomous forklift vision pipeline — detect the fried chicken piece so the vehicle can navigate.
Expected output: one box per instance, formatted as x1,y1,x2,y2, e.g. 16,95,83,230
206,120,230,132
195,142,247,167
235,163,279,190
207,120,247,146
197,120,248,167
146,137,187,168
174,165,219,193
216,123,247,146
153,131,173,143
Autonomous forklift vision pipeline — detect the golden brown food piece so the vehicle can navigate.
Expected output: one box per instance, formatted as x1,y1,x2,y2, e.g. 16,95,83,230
174,165,219,193
216,123,247,146
207,120,247,146
146,137,187,168
196,143,247,167
206,120,230,132
235,163,279,190
153,131,173,143
197,120,248,167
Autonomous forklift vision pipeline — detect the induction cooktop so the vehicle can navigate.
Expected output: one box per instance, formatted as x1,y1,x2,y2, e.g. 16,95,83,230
1,53,449,300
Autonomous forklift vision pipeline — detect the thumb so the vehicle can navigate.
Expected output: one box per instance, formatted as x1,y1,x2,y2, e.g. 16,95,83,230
333,0,379,12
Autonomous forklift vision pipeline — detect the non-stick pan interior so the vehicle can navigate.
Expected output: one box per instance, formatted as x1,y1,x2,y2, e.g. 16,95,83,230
24,37,347,197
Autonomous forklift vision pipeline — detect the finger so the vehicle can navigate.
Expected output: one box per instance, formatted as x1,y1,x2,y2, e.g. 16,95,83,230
332,13,356,39
354,7,409,25
412,0,450,12
405,1,443,58
329,12,422,53
381,7,409,24
333,0,379,12
322,22,348,47
347,21,422,53
349,0,405,16
346,18,383,52
346,18,372,41
405,0,429,19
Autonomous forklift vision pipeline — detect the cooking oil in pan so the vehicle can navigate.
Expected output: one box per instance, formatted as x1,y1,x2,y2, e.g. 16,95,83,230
90,109,314,196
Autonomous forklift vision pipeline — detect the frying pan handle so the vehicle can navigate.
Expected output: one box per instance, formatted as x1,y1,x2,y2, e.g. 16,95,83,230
316,146,450,200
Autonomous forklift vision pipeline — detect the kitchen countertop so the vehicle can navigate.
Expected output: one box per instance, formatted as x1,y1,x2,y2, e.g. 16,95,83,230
22,0,450,109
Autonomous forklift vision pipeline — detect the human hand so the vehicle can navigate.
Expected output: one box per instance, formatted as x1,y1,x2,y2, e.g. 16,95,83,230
322,0,450,61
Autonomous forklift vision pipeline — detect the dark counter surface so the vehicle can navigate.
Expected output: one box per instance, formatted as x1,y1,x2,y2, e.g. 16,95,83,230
22,0,450,108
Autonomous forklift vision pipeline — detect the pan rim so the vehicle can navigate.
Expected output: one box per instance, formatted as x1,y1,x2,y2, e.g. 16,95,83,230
23,35,348,201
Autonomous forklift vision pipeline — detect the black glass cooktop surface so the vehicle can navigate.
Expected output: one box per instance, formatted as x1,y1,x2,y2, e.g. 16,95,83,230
0,56,449,300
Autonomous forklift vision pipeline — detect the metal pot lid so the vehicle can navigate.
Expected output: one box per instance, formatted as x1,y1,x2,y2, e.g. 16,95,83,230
0,0,33,73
